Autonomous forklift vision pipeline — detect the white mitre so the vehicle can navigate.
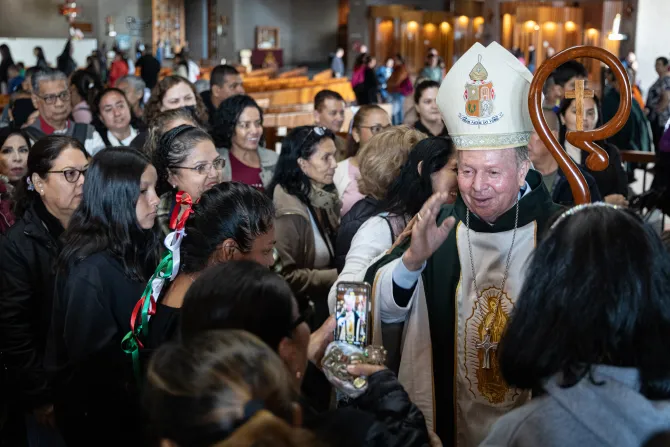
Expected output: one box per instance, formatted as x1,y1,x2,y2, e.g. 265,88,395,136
437,41,534,150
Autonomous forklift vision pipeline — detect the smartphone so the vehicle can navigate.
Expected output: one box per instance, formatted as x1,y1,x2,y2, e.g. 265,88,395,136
334,282,371,347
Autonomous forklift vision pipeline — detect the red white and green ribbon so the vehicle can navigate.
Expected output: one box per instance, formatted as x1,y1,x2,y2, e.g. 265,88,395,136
121,191,194,383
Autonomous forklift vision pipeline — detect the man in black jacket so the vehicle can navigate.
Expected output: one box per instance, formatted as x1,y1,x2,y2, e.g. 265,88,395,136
201,65,245,127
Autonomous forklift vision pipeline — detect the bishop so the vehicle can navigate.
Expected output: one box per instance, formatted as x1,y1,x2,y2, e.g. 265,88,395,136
365,42,562,446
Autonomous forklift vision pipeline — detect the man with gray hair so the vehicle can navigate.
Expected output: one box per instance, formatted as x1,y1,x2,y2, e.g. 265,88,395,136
364,42,563,446
116,75,146,119
25,68,105,155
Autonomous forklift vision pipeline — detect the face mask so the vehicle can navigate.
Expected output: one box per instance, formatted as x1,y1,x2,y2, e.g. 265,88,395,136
182,105,197,117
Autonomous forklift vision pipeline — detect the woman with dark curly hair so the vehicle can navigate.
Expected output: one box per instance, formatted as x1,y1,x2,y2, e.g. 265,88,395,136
212,94,277,190
144,75,208,127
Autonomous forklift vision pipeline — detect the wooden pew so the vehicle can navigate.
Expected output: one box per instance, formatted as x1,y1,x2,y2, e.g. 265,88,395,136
620,150,656,164
249,78,355,107
312,69,333,81
620,150,656,193
262,103,392,129
244,77,311,92
242,67,277,79
278,67,308,78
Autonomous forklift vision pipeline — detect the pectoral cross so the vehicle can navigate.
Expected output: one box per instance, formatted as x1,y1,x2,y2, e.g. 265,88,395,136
565,80,595,131
475,330,498,370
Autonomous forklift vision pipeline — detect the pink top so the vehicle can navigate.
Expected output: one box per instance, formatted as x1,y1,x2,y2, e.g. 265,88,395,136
72,101,92,124
340,162,365,216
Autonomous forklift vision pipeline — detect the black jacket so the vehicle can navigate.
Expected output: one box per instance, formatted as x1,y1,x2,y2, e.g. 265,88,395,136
354,68,380,105
584,142,628,199
0,200,63,410
551,166,603,206
305,369,430,447
561,138,628,199
335,197,380,273
46,251,146,446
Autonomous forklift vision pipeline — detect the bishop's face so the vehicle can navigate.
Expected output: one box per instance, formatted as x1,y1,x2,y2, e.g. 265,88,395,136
457,149,530,223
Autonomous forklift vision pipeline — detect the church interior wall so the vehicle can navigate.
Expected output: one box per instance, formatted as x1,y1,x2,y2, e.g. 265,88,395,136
635,0,670,95
0,0,151,60
0,0,99,39
289,0,339,66
185,0,208,61
234,0,294,64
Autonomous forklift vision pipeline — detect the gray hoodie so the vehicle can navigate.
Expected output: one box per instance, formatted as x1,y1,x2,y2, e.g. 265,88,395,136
480,365,670,447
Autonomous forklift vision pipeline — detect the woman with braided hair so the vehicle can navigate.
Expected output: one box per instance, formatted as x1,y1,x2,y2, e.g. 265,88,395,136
152,124,223,235
140,181,277,351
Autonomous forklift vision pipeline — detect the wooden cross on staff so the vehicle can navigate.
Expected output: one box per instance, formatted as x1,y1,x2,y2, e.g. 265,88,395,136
564,80,595,131
528,46,632,205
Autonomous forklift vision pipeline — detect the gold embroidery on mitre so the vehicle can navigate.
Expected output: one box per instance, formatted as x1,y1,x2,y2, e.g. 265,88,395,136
464,286,515,404
469,54,488,81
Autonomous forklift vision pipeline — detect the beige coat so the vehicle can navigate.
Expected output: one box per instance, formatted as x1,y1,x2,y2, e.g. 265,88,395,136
272,185,338,303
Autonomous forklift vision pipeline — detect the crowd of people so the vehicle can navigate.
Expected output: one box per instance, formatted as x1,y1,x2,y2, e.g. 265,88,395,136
348,48,447,126
0,36,670,447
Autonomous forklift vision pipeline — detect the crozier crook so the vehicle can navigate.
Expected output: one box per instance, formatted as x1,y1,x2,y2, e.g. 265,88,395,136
528,46,632,205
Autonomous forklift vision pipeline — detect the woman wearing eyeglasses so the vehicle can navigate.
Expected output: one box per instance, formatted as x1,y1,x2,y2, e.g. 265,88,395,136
213,94,278,191
334,105,391,217
153,124,223,235
0,135,88,438
46,147,161,447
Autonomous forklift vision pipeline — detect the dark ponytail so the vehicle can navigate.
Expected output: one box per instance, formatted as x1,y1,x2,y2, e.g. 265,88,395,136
70,69,103,111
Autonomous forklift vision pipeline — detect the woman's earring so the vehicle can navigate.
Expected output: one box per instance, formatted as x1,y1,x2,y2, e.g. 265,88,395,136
296,371,302,380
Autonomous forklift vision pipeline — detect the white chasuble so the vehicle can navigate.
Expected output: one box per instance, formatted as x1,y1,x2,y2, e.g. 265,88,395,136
454,220,536,446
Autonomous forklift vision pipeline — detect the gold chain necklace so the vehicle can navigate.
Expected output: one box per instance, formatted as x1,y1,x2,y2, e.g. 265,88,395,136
465,198,519,369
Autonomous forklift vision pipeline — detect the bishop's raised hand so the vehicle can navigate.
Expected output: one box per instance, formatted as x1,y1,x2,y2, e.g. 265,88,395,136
402,192,456,272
